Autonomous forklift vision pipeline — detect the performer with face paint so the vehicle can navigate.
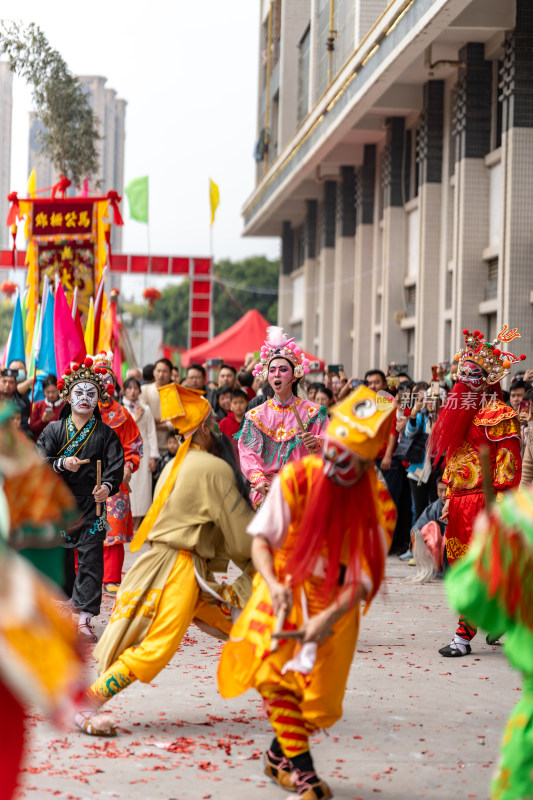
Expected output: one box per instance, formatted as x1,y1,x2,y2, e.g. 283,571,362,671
218,386,397,800
428,326,525,657
89,353,142,594
74,383,254,737
236,327,328,508
36,358,124,641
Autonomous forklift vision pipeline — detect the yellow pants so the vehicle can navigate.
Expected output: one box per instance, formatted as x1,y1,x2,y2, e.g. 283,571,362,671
119,550,231,683
218,574,360,732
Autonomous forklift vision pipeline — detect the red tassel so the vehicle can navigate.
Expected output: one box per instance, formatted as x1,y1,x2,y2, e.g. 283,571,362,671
51,174,71,200
106,191,124,226
6,192,19,227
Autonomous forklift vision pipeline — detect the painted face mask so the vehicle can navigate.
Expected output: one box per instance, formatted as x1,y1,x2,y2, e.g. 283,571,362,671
69,381,99,412
322,436,367,486
458,360,486,391
268,358,294,395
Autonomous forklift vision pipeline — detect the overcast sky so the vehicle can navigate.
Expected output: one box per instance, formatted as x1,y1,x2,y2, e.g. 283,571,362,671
5,0,279,290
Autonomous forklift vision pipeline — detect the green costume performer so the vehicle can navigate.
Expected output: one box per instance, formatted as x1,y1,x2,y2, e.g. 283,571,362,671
445,486,533,799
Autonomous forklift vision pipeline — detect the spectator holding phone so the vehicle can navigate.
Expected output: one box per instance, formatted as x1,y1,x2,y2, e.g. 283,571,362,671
509,378,531,412
518,388,533,460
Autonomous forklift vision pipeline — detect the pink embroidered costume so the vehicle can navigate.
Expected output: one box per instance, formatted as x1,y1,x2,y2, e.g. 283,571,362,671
236,328,328,508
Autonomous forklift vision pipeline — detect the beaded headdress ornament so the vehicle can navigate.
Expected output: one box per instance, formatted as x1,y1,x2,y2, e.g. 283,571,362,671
252,326,311,382
57,356,111,402
455,325,526,385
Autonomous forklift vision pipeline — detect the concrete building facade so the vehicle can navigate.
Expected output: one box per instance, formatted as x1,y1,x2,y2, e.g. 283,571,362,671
0,61,13,251
244,0,533,380
28,75,126,251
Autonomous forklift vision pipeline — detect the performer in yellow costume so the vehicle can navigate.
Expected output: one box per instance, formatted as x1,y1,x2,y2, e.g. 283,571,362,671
76,384,254,736
218,386,397,800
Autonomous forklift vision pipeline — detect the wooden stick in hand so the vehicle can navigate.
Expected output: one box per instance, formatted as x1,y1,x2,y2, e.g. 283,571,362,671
78,459,91,465
270,608,288,653
291,404,306,434
479,446,495,506
96,459,102,517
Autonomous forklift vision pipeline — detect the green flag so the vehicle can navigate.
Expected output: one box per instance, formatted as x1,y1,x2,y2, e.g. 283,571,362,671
125,176,149,223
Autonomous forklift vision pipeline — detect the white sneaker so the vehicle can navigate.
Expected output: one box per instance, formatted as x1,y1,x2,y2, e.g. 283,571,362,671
398,549,412,561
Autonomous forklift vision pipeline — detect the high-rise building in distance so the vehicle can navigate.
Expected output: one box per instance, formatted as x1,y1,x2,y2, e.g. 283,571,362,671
28,74,126,252
0,61,13,251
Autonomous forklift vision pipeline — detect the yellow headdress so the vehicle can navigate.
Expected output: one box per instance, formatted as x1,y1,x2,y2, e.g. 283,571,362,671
130,384,212,552
326,385,395,461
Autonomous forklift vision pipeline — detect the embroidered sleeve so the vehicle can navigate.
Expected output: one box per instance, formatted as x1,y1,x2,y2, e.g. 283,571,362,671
246,476,291,548
493,435,522,491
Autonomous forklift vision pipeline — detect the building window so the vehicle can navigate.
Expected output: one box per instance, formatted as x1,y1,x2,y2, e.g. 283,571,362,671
407,329,415,378
485,312,497,343
491,60,502,152
315,0,331,100
485,258,499,301
335,0,355,70
405,285,416,318
298,25,311,125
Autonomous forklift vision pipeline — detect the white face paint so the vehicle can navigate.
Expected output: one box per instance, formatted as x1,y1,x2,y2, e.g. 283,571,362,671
70,381,99,412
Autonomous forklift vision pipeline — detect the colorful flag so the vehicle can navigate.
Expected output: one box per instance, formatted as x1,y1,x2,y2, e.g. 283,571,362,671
37,282,56,378
209,179,220,226
53,283,86,377
93,267,107,348
27,168,36,199
84,297,95,354
6,292,26,366
124,176,149,223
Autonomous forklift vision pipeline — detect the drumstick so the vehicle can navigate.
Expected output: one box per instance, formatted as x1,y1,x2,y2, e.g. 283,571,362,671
270,608,287,653
479,446,495,506
271,629,304,641
78,459,91,464
96,460,102,517
291,404,306,434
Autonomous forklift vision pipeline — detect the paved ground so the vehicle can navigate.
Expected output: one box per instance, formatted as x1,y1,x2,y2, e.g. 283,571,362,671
17,556,517,800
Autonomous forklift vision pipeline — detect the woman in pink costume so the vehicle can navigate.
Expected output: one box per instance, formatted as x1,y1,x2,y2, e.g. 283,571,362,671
236,327,328,508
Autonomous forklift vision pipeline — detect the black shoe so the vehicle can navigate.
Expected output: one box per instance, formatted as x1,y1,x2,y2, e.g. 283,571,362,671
439,641,471,657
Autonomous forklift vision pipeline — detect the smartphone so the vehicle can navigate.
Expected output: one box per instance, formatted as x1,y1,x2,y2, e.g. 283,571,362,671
389,362,408,378
253,351,260,360
206,358,223,368
308,360,320,370
351,378,364,388
430,380,440,397
519,400,531,415
327,364,344,374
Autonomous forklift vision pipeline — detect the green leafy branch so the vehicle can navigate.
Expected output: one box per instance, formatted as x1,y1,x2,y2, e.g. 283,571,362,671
0,21,100,186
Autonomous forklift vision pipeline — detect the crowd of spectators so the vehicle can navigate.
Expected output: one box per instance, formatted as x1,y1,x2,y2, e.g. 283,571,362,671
4,349,531,561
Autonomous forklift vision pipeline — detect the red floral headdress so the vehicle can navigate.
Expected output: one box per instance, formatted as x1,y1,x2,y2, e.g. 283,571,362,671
455,324,526,385
57,356,112,402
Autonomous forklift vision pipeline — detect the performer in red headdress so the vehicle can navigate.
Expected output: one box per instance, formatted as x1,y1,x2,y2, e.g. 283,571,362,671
90,353,142,595
429,325,525,657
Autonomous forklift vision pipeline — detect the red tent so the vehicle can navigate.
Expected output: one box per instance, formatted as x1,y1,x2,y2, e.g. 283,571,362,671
180,309,324,371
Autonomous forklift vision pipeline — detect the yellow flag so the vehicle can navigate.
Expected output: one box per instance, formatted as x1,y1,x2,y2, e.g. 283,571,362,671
84,296,95,353
27,168,36,198
209,179,220,226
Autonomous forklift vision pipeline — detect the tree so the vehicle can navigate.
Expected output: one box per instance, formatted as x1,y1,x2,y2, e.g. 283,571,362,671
0,22,100,185
0,300,14,351
150,256,279,348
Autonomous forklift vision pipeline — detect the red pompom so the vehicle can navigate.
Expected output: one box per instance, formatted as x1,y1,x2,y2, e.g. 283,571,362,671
462,328,469,335
71,362,79,372
84,357,93,368
473,330,480,337
64,369,72,376
520,354,527,361
107,385,115,395
493,348,501,357
57,380,64,390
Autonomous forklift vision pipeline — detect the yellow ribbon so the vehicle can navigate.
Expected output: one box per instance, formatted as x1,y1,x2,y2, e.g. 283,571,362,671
129,436,192,553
